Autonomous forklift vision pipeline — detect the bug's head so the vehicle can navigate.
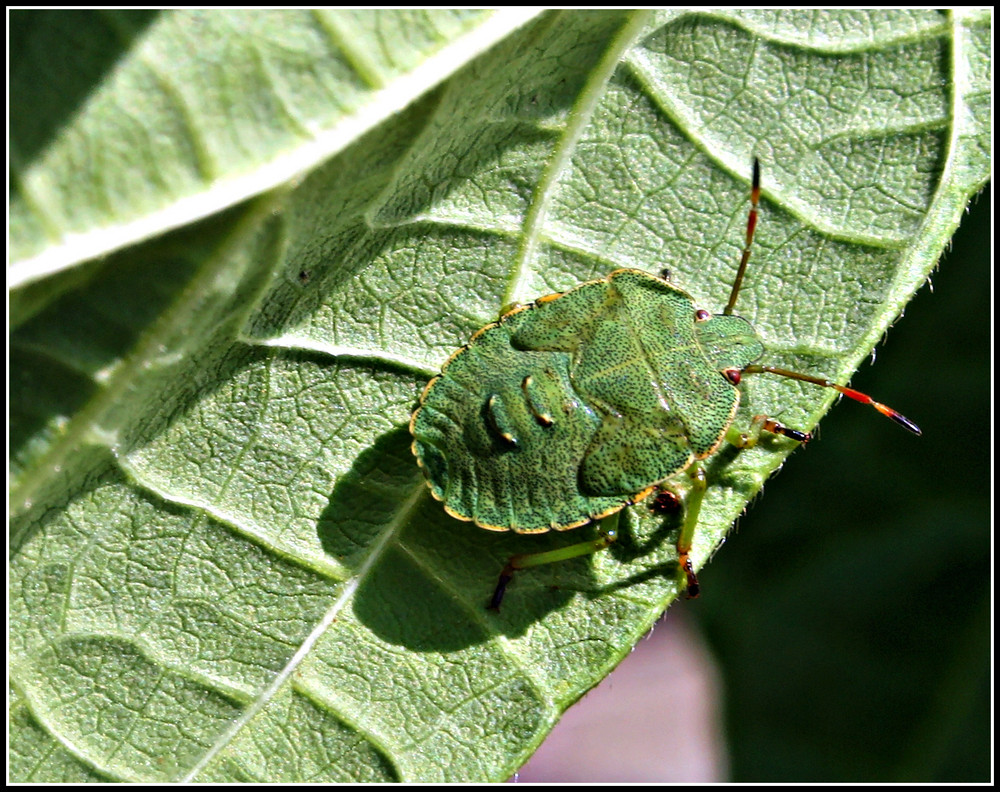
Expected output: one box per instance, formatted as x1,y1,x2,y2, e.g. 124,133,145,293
693,310,764,379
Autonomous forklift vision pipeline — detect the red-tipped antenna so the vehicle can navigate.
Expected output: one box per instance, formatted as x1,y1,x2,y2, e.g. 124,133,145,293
743,364,922,435
724,157,761,316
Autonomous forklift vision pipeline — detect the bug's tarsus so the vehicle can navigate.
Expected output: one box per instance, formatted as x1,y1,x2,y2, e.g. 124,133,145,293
757,416,811,444
488,564,516,611
682,556,700,599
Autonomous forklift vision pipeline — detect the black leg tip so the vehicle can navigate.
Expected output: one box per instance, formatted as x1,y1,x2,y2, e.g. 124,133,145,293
683,558,701,599
488,568,514,611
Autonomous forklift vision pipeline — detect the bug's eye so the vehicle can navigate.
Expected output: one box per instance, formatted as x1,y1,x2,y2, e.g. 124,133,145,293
723,368,742,385
694,309,711,322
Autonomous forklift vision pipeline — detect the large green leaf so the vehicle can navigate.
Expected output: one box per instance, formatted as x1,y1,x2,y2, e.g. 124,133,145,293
9,9,990,782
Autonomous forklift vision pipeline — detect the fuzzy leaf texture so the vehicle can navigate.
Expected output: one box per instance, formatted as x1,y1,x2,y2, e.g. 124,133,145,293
9,9,991,782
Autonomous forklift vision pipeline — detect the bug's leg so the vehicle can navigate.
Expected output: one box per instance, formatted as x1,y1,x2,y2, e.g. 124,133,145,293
726,414,811,449
661,416,809,600
673,464,707,598
488,514,620,611
740,366,922,436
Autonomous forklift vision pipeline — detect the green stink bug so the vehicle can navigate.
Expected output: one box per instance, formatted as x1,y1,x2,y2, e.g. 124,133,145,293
409,159,920,608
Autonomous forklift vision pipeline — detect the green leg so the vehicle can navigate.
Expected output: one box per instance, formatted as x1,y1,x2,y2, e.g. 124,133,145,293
677,417,808,599
674,463,707,598
489,514,619,610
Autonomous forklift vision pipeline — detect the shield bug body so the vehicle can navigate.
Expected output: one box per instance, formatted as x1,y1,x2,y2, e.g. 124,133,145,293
409,160,920,608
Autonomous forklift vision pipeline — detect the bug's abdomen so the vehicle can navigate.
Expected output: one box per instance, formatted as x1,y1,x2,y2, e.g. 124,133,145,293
410,313,634,533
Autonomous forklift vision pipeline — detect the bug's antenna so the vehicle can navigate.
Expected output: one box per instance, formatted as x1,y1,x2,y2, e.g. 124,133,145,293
743,364,922,435
724,157,761,316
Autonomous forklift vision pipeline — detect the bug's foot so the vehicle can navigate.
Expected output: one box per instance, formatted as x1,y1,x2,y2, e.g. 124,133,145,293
488,563,517,611
680,554,700,599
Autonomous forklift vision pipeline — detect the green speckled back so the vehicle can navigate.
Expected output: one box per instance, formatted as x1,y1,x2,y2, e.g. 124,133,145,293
410,268,763,533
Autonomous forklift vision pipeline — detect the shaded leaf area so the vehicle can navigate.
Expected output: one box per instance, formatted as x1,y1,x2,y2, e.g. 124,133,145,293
9,9,990,783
